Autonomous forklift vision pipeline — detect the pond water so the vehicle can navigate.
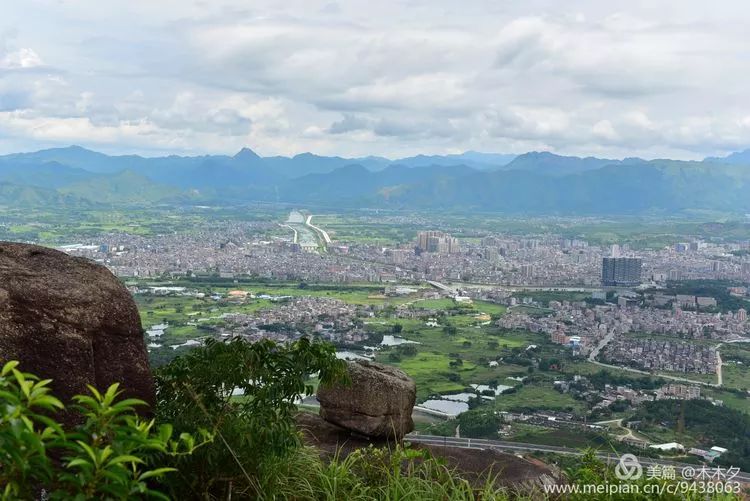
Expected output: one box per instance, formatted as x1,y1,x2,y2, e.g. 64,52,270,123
381,335,420,346
470,383,513,395
418,399,469,417
335,350,373,361
170,339,201,350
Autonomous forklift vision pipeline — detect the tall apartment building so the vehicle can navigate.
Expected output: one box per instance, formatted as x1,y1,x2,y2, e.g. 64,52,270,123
416,231,460,254
601,257,642,286
738,308,748,322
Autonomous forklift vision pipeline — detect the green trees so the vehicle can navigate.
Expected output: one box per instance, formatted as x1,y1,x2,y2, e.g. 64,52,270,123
0,361,203,500
457,408,504,439
443,324,458,336
154,337,347,499
631,399,750,471
396,344,418,357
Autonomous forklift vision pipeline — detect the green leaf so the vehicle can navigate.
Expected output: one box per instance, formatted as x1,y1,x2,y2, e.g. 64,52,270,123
1,360,19,376
67,458,92,469
138,467,177,481
108,454,145,466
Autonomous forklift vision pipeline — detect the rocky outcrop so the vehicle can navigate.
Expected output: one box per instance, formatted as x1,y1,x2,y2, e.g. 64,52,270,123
296,412,563,491
317,360,416,438
0,242,154,423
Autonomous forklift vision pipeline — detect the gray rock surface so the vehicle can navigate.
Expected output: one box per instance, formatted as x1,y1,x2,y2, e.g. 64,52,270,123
0,242,154,424
317,359,416,438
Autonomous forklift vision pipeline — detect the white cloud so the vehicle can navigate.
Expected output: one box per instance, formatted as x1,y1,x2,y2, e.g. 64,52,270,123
0,47,43,69
1,0,750,159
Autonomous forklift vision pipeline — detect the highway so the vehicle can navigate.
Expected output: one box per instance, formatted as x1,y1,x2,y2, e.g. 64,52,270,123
406,434,750,482
280,224,298,244
306,215,331,245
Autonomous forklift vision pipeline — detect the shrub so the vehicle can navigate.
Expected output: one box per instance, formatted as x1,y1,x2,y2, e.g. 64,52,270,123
0,361,204,500
154,337,347,499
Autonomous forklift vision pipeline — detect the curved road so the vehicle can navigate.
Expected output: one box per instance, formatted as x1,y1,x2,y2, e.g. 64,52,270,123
306,215,331,245
594,418,649,444
280,224,298,244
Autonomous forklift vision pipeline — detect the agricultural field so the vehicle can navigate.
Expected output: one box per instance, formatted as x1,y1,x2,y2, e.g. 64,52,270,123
368,306,536,400
131,276,750,433
133,279,547,401
492,385,587,415
0,205,285,244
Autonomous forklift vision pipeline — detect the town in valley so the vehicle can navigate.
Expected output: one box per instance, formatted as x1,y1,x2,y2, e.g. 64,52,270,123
8,203,749,471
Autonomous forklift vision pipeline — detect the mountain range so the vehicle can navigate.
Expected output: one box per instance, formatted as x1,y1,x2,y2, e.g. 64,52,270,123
2,145,750,214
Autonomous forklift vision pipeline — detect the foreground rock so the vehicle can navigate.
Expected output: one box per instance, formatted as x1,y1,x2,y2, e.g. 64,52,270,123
317,359,416,438
0,242,154,423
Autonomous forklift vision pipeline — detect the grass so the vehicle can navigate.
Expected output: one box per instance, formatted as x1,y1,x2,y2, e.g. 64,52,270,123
702,388,750,414
413,299,459,310
258,443,514,500
656,370,717,385
472,301,507,316
719,343,750,391
721,364,750,391
493,384,587,415
508,305,553,316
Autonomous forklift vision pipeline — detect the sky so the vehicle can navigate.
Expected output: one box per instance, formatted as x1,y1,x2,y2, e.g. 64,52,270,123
1,0,750,160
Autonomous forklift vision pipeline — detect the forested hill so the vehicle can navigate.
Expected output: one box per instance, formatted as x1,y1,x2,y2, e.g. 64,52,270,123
2,145,750,214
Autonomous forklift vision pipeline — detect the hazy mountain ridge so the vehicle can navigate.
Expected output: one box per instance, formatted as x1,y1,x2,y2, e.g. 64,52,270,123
705,148,750,165
1,146,750,212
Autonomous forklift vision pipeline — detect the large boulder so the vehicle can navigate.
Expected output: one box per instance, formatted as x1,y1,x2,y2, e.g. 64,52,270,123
0,242,154,422
317,360,416,438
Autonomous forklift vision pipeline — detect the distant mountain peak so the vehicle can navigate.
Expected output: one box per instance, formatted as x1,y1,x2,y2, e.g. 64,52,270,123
233,147,262,161
35,145,101,156
292,152,318,159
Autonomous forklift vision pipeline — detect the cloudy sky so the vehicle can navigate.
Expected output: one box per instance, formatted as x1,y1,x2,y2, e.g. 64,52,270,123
1,0,750,159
